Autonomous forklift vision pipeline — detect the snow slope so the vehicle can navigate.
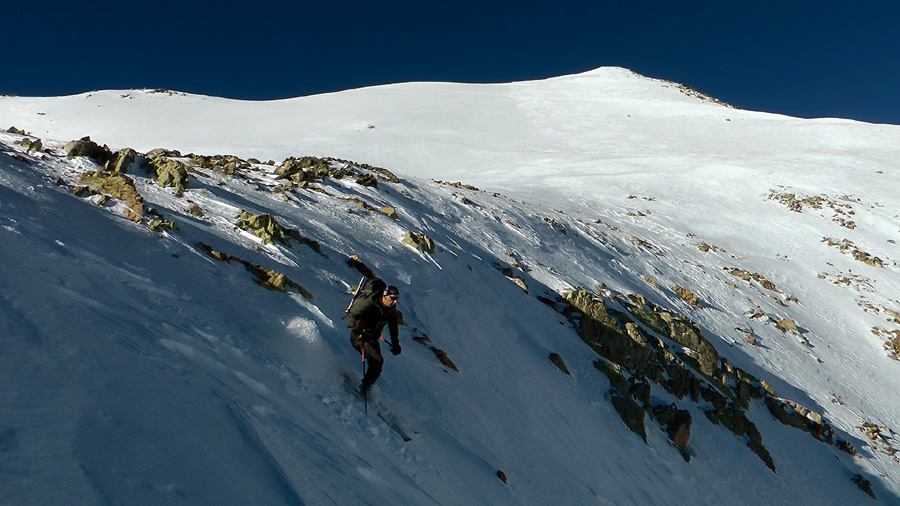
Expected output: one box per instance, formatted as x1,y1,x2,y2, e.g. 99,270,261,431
2,68,899,505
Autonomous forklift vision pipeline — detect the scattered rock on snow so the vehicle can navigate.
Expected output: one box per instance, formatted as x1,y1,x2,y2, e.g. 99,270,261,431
403,231,435,254
549,353,570,375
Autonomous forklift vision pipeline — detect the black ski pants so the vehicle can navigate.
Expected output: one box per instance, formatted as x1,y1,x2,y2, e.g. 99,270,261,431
350,332,384,387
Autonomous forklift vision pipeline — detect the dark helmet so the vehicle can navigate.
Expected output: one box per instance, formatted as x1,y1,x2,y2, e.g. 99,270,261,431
383,286,400,297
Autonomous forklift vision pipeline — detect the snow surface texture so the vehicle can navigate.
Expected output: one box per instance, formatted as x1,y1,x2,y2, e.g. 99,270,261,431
1,67,899,505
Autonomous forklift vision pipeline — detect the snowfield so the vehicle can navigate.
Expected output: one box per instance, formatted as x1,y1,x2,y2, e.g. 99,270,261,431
1,67,899,505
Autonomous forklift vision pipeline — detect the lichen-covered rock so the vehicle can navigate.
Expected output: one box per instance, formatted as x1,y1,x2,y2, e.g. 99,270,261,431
146,148,182,158
673,285,702,308
566,290,632,364
148,219,179,233
65,137,112,165
275,156,331,180
403,231,435,254
147,157,190,192
236,211,291,247
356,174,378,188
79,171,144,220
775,318,799,333
659,313,719,377
196,242,313,299
186,204,204,217
622,297,668,337
105,148,137,174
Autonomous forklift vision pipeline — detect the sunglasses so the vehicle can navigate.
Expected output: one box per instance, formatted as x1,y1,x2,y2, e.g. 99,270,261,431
387,296,400,301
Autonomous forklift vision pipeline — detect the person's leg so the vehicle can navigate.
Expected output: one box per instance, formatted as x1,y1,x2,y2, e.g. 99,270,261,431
362,340,384,389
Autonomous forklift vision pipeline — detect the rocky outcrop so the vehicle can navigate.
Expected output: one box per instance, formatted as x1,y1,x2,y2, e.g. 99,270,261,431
356,174,378,188
403,231,435,254
853,474,876,500
104,148,137,174
65,137,112,165
78,171,145,222
431,347,459,372
549,353,570,375
146,156,190,192
275,156,331,182
196,242,313,299
379,206,399,220
654,405,692,461
236,211,291,247
672,285,702,308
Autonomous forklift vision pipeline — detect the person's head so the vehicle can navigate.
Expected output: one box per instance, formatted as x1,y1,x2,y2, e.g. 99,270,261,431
380,286,400,307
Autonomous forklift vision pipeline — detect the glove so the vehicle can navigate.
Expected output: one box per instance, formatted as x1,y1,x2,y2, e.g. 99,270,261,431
390,342,402,355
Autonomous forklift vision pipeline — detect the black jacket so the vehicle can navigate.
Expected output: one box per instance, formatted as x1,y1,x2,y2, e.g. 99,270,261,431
348,293,400,345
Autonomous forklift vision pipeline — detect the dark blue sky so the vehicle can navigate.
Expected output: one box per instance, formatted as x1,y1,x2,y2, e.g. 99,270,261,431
5,1,899,124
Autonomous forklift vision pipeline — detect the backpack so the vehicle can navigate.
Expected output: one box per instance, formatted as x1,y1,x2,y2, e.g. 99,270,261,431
346,277,386,315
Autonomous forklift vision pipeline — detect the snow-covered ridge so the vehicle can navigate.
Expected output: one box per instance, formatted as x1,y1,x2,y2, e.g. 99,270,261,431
2,67,900,504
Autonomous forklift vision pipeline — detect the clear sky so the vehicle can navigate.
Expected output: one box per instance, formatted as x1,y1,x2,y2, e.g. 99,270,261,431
4,0,898,124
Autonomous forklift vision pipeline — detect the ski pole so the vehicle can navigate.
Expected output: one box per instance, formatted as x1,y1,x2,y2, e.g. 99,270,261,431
361,347,368,414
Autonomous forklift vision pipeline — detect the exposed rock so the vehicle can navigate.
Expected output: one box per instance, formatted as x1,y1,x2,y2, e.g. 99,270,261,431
496,265,528,292
196,242,313,299
496,470,508,484
852,474,876,500
79,171,144,221
659,312,719,377
837,439,858,456
593,360,628,394
236,211,291,247
430,347,459,372
537,295,560,310
654,405,692,461
148,219,179,233
356,174,378,188
775,318,799,333
566,290,632,364
147,157,190,192
379,206,399,219
16,137,42,153
672,285,702,308
186,204,204,217
610,393,646,441
286,229,324,255
403,231,435,254
65,137,112,164
275,156,331,181
764,397,833,443
104,148,137,174
549,353,570,375
145,148,182,158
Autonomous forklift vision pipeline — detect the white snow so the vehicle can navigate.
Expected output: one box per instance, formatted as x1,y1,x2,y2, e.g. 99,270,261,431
1,67,899,505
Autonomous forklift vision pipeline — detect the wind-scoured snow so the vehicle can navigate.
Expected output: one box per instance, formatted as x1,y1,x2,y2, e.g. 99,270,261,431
1,67,899,505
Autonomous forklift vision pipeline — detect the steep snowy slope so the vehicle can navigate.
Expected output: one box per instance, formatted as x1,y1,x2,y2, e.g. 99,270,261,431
2,68,899,505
